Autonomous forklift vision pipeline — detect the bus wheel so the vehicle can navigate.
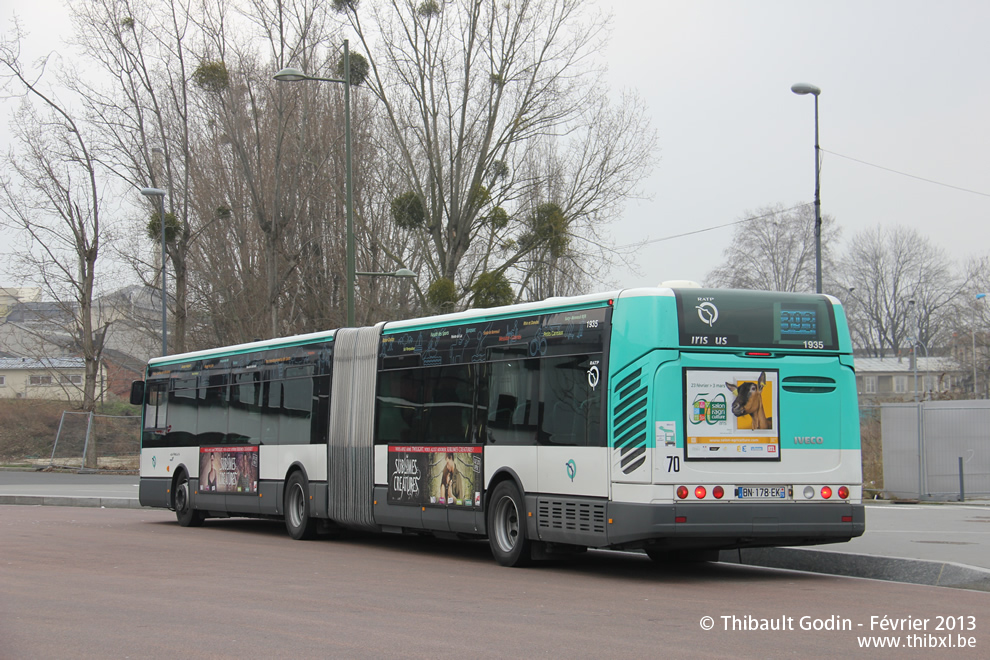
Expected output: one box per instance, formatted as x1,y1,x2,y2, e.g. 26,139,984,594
284,472,317,540
487,481,531,567
174,473,204,527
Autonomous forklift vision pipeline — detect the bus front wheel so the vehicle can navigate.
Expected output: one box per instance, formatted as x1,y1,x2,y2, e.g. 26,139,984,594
284,472,317,540
174,473,204,527
487,481,531,567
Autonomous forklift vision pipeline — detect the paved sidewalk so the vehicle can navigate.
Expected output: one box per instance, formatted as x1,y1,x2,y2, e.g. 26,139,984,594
0,470,141,509
2,469,989,591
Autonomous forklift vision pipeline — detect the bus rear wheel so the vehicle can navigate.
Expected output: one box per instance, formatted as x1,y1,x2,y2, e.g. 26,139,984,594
174,473,204,527
487,481,531,567
284,472,317,540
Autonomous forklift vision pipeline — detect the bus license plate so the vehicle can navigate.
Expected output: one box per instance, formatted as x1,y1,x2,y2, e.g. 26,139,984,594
736,486,787,499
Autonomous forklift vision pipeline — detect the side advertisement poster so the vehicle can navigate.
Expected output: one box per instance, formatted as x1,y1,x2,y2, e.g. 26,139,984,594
200,446,259,494
388,445,483,508
684,369,779,461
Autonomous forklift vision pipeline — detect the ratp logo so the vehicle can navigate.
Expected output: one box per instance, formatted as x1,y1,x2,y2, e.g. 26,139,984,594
696,302,719,327
565,459,577,482
151,455,156,468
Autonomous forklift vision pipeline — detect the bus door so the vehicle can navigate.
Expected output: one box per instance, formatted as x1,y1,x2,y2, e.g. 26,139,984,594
538,353,611,495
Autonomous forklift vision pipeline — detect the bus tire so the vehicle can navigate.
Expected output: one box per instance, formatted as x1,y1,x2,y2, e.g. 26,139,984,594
487,481,531,567
174,472,204,528
284,472,317,540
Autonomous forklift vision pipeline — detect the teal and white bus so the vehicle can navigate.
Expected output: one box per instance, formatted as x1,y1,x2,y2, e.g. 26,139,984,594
133,286,864,566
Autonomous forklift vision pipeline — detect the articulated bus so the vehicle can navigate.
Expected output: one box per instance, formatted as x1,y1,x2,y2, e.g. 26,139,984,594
133,287,864,566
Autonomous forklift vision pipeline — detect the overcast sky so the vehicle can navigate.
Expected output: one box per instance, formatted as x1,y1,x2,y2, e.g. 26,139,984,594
4,1,989,294
603,0,990,289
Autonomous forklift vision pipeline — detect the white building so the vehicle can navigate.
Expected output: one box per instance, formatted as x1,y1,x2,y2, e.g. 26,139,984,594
0,357,106,402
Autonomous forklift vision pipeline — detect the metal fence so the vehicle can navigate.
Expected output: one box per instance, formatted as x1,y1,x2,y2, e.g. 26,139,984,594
879,400,990,501
50,411,140,472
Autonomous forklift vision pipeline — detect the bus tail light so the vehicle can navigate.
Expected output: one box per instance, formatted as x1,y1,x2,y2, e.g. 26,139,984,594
820,486,832,499
713,486,724,499
803,486,815,499
695,486,707,499
677,486,689,499
838,486,850,499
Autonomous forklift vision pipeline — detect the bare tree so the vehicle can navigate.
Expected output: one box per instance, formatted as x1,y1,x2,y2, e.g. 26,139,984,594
193,0,392,336
838,225,969,357
342,0,656,305
0,34,115,466
705,204,840,293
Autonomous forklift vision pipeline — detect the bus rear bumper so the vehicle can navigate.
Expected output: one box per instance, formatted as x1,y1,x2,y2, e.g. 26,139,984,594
605,501,865,550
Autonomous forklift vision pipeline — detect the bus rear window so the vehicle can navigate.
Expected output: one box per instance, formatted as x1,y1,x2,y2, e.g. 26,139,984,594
674,289,838,351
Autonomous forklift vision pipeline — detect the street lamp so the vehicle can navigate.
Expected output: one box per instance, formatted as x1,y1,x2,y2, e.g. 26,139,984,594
355,268,418,278
275,40,355,327
791,82,822,294
140,187,168,356
976,293,988,397
907,298,926,499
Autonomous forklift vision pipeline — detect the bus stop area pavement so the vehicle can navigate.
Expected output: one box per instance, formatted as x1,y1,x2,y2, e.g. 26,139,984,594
2,468,989,592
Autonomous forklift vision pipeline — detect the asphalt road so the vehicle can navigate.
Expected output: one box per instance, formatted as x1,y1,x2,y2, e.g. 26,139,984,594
1,506,987,659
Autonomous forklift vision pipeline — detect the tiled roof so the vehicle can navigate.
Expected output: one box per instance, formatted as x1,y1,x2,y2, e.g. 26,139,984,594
0,357,86,370
854,357,961,373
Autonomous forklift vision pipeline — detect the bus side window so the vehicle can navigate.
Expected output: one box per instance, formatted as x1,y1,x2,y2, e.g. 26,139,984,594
143,382,167,429
422,364,474,444
229,372,262,445
540,355,603,447
472,363,488,444
166,378,198,446
197,375,228,445
281,375,314,445
262,381,282,445
486,357,538,446
375,367,423,444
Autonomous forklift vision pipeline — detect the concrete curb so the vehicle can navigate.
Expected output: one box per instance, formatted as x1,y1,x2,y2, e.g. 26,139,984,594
0,495,143,509
721,546,990,592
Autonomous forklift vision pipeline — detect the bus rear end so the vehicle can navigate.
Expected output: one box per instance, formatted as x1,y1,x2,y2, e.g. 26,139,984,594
606,287,864,557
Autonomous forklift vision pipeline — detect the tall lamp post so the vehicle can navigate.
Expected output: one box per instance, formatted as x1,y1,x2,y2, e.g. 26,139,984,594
791,82,822,294
140,187,168,356
275,40,355,327
976,293,988,397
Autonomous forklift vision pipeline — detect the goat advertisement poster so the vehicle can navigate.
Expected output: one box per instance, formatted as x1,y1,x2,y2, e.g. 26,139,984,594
684,369,779,461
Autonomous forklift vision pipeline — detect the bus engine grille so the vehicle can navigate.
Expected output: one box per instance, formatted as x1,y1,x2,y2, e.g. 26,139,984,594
537,497,607,535
613,367,648,474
